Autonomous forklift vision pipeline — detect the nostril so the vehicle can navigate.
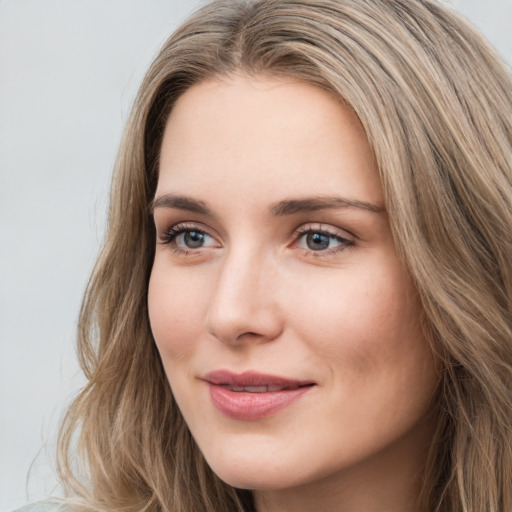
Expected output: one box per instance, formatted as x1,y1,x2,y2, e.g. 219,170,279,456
238,331,259,339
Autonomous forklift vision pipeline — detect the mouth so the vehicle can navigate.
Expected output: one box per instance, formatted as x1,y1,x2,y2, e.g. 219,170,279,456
203,369,315,390
220,384,306,392
202,370,316,420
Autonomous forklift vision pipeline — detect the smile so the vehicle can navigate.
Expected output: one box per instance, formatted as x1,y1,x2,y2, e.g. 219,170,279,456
203,370,316,420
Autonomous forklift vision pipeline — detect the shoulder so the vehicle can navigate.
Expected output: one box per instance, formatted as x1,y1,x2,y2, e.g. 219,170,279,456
12,500,73,512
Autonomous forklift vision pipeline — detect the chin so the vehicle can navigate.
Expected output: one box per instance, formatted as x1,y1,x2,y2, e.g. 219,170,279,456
205,455,277,489
213,467,298,491
203,447,324,492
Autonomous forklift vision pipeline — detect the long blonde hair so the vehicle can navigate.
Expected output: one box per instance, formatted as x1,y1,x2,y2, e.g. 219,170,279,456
58,1,512,511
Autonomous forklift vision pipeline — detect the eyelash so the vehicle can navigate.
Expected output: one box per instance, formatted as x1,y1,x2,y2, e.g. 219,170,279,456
293,225,355,256
159,223,211,256
159,223,355,257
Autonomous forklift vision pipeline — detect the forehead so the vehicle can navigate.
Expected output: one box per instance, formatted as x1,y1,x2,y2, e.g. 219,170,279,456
157,75,382,207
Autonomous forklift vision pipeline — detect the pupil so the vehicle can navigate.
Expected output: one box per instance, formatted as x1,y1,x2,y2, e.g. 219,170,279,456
307,232,329,251
184,231,204,248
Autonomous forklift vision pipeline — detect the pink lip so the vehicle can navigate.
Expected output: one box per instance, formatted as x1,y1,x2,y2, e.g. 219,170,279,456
203,370,316,420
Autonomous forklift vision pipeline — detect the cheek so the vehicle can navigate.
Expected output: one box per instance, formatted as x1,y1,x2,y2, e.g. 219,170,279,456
285,262,429,377
148,264,208,364
287,265,438,444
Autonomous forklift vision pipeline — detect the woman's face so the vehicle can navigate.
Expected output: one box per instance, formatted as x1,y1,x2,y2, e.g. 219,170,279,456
148,75,439,505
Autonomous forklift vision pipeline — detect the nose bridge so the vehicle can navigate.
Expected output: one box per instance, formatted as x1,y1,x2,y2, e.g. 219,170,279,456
205,242,282,345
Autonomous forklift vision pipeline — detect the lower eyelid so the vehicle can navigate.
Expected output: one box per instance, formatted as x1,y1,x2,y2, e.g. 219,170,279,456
298,239,355,257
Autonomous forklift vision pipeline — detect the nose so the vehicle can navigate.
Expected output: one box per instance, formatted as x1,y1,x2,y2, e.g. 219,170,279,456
204,247,284,346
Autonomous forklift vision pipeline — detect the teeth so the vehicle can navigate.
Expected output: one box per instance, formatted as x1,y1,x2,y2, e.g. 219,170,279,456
224,385,290,393
245,386,269,393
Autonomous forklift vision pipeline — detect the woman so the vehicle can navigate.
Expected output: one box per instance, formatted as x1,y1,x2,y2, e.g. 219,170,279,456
24,0,512,511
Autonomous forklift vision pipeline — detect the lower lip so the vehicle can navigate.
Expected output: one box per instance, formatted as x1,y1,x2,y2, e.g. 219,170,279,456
208,383,314,420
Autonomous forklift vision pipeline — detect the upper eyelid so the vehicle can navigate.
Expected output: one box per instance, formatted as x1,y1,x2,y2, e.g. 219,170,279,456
294,223,355,239
158,222,212,242
160,221,213,236
164,221,354,236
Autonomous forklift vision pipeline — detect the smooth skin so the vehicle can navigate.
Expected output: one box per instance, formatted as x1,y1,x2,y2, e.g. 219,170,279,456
148,75,440,512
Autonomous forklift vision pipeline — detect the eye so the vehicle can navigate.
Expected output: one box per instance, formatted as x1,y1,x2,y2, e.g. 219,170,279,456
160,223,219,252
294,225,354,254
175,230,211,249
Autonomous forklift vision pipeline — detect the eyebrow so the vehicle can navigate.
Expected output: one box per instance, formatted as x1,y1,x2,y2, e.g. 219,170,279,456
150,193,384,216
270,196,384,216
151,194,213,215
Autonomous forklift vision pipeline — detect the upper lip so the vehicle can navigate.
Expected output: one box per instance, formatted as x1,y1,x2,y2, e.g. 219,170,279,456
202,370,315,389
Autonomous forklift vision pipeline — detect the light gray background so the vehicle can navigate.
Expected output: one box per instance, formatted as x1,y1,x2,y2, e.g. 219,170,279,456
1,1,510,510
